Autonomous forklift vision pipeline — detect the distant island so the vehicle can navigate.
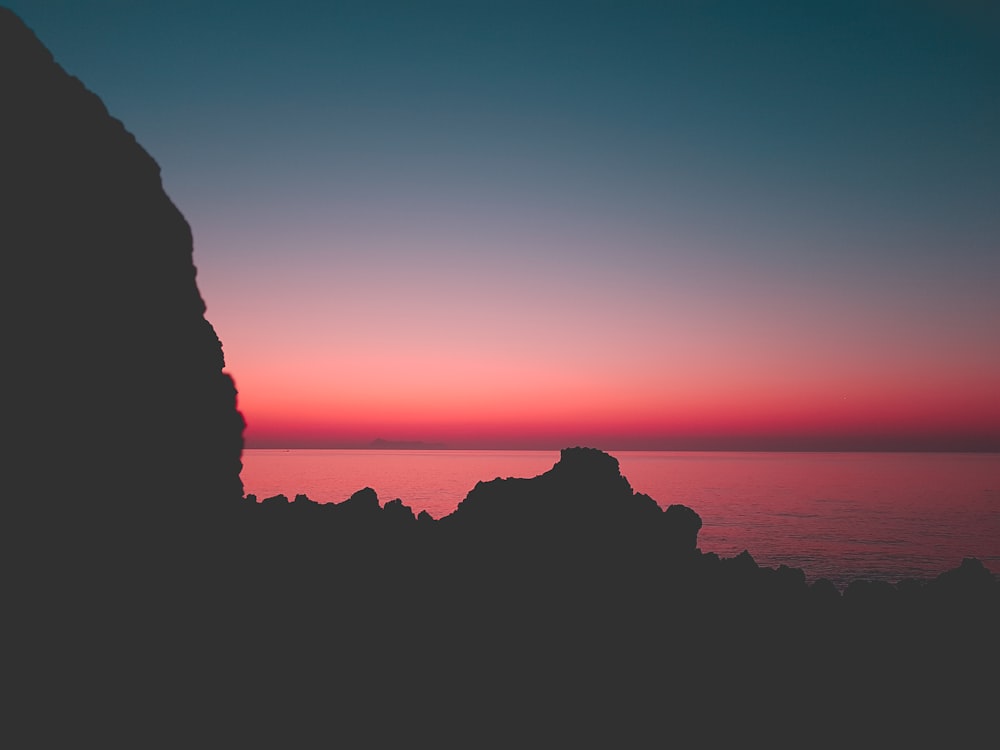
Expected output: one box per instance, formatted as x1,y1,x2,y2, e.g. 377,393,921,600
369,437,447,449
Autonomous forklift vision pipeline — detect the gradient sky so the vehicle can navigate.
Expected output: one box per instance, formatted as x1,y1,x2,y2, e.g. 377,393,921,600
9,0,999,450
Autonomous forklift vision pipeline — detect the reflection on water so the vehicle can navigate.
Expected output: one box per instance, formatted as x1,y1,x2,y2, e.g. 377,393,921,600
240,449,1000,587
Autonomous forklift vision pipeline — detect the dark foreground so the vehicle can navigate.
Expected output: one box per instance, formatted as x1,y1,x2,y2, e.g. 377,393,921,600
17,449,998,745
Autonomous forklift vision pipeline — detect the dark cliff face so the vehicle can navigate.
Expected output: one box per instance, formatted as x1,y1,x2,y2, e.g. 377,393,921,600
1,8,244,521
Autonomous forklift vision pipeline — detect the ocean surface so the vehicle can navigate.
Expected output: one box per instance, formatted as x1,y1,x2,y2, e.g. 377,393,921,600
240,449,1000,588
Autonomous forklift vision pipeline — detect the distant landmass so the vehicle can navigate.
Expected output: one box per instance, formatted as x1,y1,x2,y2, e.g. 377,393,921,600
370,437,447,449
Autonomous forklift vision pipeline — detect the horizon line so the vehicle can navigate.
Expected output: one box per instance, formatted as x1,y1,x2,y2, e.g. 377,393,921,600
243,443,1000,454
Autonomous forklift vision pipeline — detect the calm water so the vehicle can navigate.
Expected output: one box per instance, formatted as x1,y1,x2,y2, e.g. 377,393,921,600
240,449,1000,588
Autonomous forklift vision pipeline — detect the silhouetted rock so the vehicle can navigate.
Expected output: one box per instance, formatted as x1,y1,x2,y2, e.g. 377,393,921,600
444,447,691,549
260,493,290,507
340,486,381,512
383,497,416,524
934,556,996,593
3,10,245,738
662,502,703,552
2,8,245,536
726,549,760,574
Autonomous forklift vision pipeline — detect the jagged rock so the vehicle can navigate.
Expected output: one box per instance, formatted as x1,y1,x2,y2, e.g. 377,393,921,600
261,494,291,507
383,497,416,524
930,557,1000,617
934,556,996,592
727,549,759,572
445,446,697,547
662,503,703,552
335,487,383,523
1,8,245,533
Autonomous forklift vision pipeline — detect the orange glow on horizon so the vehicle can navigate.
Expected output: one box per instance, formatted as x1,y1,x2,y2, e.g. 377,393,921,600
234,366,999,451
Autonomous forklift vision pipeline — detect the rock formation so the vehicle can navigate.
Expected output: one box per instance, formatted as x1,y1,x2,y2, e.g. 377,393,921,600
1,8,245,535
3,13,246,738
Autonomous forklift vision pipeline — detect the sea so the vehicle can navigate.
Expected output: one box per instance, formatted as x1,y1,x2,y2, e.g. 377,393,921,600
239,449,1000,589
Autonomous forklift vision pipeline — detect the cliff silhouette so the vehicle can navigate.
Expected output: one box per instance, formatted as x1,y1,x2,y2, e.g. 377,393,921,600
3,8,996,746
2,9,244,513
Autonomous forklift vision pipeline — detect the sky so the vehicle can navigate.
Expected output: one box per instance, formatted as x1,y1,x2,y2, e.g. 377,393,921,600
8,0,999,450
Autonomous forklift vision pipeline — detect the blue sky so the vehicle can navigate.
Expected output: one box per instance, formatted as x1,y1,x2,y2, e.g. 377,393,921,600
7,0,999,449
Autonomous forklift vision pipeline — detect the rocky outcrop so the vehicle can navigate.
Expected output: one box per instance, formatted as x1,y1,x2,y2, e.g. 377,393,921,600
447,446,654,526
1,8,245,532
224,448,998,744
441,446,702,567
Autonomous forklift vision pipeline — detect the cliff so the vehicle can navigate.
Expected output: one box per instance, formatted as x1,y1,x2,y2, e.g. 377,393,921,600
2,11,246,709
1,8,245,528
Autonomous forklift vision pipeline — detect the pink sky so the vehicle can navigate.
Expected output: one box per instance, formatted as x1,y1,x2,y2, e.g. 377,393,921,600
205,219,999,450
16,1,996,451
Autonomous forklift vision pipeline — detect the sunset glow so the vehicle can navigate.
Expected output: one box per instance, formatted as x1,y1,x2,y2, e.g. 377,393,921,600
13,0,998,451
